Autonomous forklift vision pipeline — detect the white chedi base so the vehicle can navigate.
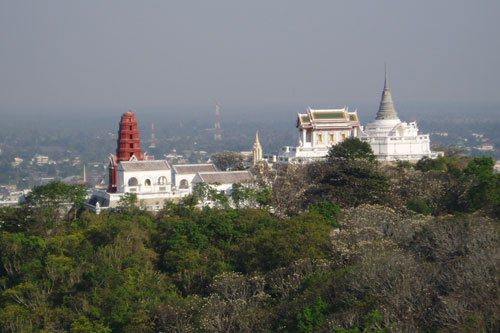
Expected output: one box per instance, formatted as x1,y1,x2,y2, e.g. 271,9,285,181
361,119,440,161
278,145,330,163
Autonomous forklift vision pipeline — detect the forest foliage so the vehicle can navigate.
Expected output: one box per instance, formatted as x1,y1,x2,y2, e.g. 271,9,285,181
1,139,500,332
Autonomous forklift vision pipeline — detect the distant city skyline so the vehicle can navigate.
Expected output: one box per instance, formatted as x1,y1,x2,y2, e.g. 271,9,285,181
1,0,499,113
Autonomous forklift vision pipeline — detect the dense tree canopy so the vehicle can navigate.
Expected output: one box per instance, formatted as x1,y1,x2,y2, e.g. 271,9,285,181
211,151,245,171
24,181,87,210
303,138,389,209
327,137,376,165
1,153,500,332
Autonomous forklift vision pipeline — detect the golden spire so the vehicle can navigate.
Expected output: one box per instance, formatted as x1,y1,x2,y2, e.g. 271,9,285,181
252,131,263,165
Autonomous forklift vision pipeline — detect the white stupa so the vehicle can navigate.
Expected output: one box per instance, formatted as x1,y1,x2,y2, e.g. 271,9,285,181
361,69,441,161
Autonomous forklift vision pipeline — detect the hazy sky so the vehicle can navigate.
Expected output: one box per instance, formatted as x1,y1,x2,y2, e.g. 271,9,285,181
1,0,499,113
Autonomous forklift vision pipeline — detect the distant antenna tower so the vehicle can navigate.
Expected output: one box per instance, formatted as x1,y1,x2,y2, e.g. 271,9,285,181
149,122,157,149
214,102,223,141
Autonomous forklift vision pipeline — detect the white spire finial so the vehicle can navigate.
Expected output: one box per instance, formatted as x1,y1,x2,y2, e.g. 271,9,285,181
384,63,389,89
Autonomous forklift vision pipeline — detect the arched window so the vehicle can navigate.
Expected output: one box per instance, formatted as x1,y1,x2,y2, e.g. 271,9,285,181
179,179,189,189
128,177,138,186
144,179,151,186
158,176,167,185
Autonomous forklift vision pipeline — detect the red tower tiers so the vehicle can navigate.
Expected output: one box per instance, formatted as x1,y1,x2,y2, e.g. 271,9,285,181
107,111,145,193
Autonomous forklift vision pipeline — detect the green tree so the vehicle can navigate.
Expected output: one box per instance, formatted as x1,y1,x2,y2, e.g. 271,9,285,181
255,185,272,208
117,193,138,212
407,199,432,215
464,157,499,211
334,310,391,333
0,206,33,233
297,296,330,332
0,232,46,277
396,160,413,170
68,184,87,220
415,156,446,172
328,137,376,165
231,182,255,208
24,181,72,208
70,316,111,333
308,138,388,208
464,156,495,178
24,181,88,222
309,201,341,227
307,166,389,208
193,182,229,208
234,212,331,273
231,182,271,209
211,151,245,171
176,195,199,217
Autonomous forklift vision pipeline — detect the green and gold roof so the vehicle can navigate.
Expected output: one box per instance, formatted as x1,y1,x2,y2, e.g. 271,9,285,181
297,107,359,128
312,111,346,120
300,115,311,124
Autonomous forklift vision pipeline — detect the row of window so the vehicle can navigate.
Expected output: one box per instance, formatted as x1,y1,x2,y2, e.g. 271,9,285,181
128,176,169,186
127,177,190,189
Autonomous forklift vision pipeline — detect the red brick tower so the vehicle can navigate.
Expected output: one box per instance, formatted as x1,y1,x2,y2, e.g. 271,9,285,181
116,111,143,161
107,111,144,193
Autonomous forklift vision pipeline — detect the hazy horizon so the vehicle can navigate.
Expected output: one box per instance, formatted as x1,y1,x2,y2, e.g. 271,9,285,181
1,1,499,116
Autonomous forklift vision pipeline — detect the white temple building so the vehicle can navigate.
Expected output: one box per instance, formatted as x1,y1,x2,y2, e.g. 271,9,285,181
117,160,172,194
87,159,191,213
192,171,254,196
278,107,361,163
361,71,441,161
172,163,217,191
276,69,441,164
86,111,256,213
